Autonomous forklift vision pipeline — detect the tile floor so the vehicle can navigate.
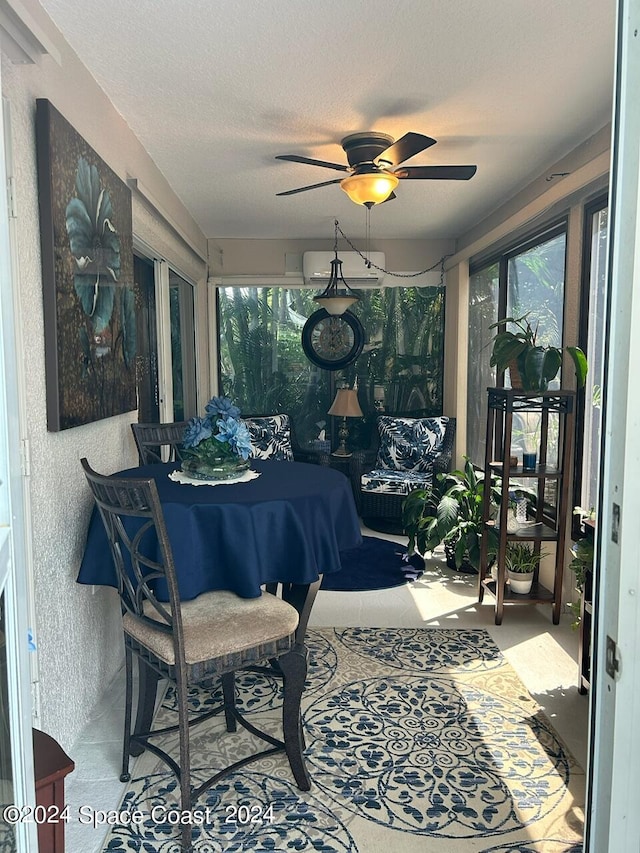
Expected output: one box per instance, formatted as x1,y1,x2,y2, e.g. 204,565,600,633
63,527,590,853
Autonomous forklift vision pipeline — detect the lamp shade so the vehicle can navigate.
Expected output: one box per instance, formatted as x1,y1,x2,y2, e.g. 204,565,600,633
328,388,363,418
313,293,358,316
340,171,399,206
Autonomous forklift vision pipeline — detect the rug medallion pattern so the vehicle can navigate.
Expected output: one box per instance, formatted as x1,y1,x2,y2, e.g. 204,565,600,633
102,628,584,852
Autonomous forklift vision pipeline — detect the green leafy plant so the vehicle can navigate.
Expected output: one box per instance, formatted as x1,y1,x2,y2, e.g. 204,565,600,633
489,313,588,391
504,542,546,574
402,457,500,571
568,506,595,628
569,536,594,592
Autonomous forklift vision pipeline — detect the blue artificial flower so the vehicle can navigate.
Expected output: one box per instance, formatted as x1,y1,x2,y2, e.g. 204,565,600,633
205,396,241,420
183,416,214,449
215,416,252,460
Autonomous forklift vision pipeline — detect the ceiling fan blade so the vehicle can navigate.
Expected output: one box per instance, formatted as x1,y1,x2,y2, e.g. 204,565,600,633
379,191,397,204
396,165,477,180
276,179,343,196
275,154,348,172
375,132,437,167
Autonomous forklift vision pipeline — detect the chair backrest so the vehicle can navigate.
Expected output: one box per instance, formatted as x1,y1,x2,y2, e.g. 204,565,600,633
375,414,456,472
242,414,295,461
81,458,185,656
131,421,189,465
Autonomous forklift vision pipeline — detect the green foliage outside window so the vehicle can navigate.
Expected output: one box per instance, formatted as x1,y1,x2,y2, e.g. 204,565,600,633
217,284,445,448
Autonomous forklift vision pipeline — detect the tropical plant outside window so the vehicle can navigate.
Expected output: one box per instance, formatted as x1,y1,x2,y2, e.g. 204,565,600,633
217,284,445,449
467,262,499,465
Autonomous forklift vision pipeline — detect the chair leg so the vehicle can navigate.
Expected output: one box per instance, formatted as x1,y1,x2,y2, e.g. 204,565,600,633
130,658,161,757
278,644,311,791
120,647,133,782
221,672,237,732
175,667,193,852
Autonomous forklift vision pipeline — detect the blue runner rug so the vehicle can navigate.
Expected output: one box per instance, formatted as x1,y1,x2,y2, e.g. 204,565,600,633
321,535,425,591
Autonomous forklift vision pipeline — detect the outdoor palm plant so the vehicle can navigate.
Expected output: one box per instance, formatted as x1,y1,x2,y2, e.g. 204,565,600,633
402,457,500,571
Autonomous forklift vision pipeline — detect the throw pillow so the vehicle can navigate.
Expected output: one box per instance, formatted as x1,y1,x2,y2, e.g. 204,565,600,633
376,415,449,472
243,415,294,461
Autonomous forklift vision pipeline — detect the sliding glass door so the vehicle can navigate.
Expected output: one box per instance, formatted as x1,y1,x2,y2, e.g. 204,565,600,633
134,251,197,424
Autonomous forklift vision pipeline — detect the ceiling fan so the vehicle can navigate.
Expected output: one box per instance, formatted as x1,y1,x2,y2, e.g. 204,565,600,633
275,131,477,206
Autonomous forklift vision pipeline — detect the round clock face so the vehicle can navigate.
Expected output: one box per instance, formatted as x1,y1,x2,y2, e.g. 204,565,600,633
301,309,365,371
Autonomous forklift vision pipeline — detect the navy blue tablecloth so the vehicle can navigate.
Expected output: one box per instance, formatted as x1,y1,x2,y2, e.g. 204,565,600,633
78,459,362,600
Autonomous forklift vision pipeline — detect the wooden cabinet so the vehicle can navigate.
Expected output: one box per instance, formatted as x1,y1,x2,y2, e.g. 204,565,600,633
478,388,575,625
33,729,74,853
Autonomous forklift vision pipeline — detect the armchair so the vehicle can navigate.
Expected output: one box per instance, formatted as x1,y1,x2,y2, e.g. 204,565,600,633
350,415,456,533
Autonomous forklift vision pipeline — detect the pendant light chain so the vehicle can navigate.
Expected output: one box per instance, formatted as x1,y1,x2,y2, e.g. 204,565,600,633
334,219,452,285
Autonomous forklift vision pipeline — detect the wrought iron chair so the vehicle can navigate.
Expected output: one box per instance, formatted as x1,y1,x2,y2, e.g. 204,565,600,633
131,420,189,464
81,458,310,852
349,416,456,534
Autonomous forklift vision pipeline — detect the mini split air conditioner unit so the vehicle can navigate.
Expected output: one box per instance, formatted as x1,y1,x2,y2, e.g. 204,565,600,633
302,251,386,287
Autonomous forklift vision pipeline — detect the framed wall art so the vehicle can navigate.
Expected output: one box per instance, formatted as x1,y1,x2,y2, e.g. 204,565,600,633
36,99,136,431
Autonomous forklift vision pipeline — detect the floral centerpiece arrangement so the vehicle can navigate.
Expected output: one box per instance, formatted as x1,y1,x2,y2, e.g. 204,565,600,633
181,396,253,480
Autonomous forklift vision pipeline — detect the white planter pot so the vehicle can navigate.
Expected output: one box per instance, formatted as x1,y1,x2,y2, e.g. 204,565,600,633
507,569,534,594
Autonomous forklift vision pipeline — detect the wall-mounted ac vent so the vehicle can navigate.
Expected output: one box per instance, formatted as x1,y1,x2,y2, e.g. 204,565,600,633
302,251,385,287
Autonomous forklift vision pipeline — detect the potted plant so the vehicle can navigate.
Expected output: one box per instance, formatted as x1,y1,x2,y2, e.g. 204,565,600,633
568,506,595,627
504,542,545,594
402,457,500,572
489,313,588,391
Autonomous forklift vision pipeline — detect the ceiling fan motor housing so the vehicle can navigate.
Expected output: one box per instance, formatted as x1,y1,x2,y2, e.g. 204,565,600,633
341,132,395,168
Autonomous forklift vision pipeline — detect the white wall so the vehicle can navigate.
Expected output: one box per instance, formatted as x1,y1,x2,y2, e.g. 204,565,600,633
1,1,208,751
207,237,455,277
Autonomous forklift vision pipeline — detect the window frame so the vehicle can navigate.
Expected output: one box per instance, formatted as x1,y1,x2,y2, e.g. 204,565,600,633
572,193,608,538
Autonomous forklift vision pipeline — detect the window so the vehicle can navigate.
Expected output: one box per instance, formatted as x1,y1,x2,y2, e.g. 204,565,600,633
574,197,607,523
169,270,196,422
467,223,568,468
217,284,445,449
467,263,499,465
133,253,198,423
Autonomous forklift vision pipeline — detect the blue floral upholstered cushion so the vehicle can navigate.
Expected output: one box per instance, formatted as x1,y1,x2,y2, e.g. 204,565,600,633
243,415,294,461
361,467,434,495
375,416,449,472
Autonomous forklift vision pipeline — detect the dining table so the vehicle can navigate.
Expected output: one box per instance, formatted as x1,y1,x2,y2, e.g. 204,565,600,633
78,457,362,746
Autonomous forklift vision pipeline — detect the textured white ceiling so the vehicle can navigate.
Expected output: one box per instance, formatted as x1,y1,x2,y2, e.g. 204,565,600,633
38,0,616,240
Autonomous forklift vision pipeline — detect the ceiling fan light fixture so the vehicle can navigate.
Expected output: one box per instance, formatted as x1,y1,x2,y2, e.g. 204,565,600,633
340,171,399,206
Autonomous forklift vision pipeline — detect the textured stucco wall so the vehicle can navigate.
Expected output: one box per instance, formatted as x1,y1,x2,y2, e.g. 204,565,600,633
1,18,207,750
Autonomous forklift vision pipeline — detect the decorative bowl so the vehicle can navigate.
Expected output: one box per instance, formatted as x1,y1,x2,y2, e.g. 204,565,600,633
181,457,250,481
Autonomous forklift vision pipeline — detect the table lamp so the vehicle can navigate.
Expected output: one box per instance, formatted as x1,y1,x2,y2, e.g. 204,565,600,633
328,387,363,457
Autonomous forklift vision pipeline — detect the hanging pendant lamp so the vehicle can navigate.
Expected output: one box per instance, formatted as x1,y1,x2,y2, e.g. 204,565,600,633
313,220,361,316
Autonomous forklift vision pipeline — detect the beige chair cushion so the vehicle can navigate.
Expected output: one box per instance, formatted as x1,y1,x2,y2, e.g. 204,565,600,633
123,589,299,666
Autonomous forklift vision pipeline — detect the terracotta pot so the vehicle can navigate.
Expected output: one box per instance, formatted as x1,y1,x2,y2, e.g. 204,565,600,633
508,359,524,389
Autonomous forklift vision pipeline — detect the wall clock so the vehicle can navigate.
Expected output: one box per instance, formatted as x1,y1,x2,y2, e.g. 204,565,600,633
301,309,365,370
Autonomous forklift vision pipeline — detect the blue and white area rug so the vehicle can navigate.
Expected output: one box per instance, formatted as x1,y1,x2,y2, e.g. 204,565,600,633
101,628,584,852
